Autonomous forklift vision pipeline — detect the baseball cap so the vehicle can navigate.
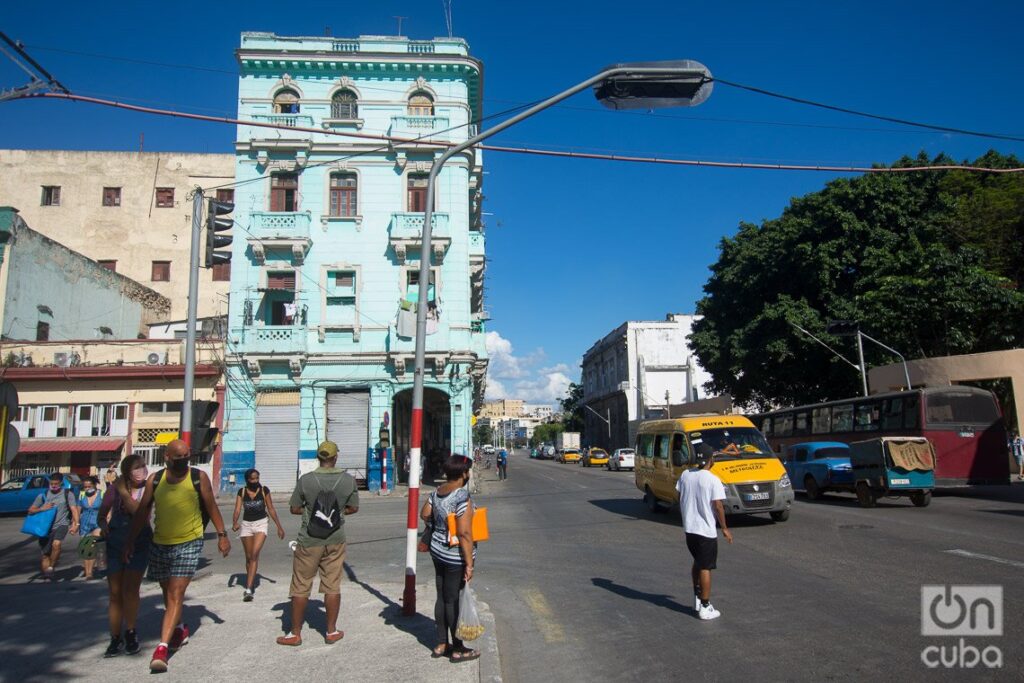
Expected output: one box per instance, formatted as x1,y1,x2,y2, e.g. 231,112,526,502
317,440,339,460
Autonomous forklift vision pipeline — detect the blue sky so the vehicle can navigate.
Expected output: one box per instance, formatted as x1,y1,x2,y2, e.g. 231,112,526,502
2,1,1023,404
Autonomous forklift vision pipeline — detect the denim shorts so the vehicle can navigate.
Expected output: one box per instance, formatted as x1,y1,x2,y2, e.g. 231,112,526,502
106,525,151,575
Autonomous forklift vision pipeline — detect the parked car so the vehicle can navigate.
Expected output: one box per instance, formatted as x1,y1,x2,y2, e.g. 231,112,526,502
850,437,935,508
608,448,635,471
0,473,82,514
783,442,854,500
582,448,609,467
559,449,582,464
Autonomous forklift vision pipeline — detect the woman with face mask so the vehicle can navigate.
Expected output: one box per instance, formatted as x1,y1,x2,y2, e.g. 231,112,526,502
78,476,104,579
97,454,152,657
231,468,286,601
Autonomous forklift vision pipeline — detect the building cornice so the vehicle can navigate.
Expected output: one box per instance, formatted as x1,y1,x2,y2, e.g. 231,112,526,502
0,364,221,382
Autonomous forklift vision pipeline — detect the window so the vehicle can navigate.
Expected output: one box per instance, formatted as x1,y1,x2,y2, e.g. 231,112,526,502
41,406,58,421
216,188,234,204
881,398,904,430
777,413,793,437
811,407,831,434
794,447,807,463
98,260,117,272
903,394,920,429
41,185,61,206
331,90,358,119
141,402,183,413
155,187,174,208
113,404,128,420
854,401,880,431
407,92,434,116
924,390,999,426
654,434,670,460
211,261,231,281
407,269,436,302
671,433,690,465
334,272,354,288
151,260,171,282
793,411,810,436
267,271,296,290
270,173,298,212
36,321,50,341
760,417,773,437
638,433,654,458
407,174,428,212
832,404,854,432
329,173,357,217
102,187,121,207
273,88,300,114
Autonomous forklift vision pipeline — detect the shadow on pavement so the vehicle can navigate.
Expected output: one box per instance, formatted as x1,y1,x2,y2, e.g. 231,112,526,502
934,485,1024,504
227,572,277,589
272,598,328,636
590,577,690,615
344,563,435,651
588,498,680,526
973,508,1024,518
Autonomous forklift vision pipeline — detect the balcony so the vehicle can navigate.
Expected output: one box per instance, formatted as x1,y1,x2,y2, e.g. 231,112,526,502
389,212,451,264
247,211,312,264
250,113,315,129
232,326,307,375
389,115,451,142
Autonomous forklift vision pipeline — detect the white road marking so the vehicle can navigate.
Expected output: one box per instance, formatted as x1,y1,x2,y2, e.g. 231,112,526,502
944,549,1024,569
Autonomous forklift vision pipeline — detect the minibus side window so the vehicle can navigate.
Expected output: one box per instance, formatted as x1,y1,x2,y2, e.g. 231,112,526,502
639,434,654,458
655,434,670,460
671,433,689,467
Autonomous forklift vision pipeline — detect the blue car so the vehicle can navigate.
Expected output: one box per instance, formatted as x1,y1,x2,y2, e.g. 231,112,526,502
783,442,854,501
0,473,82,514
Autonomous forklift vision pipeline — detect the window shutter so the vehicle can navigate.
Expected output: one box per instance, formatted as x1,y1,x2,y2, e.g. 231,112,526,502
267,272,296,290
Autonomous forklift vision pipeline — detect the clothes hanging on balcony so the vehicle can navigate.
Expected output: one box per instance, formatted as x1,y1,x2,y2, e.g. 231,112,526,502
426,301,440,336
283,302,297,324
396,306,417,338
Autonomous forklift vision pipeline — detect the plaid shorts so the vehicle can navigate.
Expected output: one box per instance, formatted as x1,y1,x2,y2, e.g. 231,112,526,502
147,538,204,582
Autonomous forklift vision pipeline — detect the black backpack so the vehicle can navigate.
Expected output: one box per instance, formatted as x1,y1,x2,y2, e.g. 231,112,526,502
307,475,343,540
154,467,210,531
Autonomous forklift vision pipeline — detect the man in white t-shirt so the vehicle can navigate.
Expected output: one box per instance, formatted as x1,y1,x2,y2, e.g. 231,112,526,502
675,444,732,620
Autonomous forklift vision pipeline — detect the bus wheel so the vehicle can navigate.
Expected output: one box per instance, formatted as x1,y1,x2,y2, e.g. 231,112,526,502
856,482,877,508
770,509,790,522
910,491,932,507
804,476,821,501
644,488,660,514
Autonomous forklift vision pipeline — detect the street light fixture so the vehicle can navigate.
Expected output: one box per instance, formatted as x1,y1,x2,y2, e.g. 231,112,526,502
826,320,912,396
402,60,714,616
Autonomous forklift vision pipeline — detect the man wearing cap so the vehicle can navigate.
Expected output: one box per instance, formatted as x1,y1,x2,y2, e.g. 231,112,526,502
675,442,732,621
277,440,359,646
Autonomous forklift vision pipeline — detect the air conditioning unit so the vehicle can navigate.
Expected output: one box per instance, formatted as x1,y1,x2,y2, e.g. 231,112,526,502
146,352,168,366
53,351,74,367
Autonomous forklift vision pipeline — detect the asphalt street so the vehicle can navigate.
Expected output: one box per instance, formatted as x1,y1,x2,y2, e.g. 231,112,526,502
479,449,1023,681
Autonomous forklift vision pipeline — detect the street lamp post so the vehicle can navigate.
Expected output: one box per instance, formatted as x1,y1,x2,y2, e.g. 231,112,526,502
402,60,714,615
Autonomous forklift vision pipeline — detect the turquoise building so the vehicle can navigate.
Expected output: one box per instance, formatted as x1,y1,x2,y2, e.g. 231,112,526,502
221,33,488,492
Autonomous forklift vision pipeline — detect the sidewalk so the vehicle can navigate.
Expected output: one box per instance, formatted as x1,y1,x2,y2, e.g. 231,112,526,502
0,478,502,682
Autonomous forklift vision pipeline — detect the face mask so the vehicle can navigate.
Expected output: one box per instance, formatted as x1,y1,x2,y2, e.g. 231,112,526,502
85,488,97,496
131,467,148,484
247,482,260,491
50,485,62,492
169,457,189,475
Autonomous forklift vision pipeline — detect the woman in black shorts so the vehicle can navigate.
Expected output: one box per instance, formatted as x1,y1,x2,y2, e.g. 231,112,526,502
231,468,285,601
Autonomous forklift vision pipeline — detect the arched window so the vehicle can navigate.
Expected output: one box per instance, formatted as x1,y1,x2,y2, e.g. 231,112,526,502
273,88,300,114
407,92,434,116
331,90,358,119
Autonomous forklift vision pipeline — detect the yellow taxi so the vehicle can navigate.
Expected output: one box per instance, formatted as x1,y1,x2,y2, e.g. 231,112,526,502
634,414,793,521
560,448,582,464
582,448,609,467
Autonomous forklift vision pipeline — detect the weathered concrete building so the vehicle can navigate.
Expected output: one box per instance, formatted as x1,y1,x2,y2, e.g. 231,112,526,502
581,313,713,452
0,150,234,320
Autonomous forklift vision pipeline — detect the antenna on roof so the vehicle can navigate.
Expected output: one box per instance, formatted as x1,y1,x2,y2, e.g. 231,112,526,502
393,15,408,37
442,0,454,37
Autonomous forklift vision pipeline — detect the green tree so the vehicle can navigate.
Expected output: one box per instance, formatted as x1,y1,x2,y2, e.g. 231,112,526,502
690,151,1024,409
531,422,563,447
473,424,493,446
559,382,585,434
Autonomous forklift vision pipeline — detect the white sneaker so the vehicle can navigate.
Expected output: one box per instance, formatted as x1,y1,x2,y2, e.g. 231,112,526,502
698,602,721,620
694,594,701,611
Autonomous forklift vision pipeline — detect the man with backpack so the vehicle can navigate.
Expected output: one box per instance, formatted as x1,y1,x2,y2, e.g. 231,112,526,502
496,449,508,481
27,473,80,580
277,440,359,647
125,439,231,672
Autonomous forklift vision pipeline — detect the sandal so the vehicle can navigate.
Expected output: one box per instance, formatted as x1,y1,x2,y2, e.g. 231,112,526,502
450,647,480,663
432,644,451,658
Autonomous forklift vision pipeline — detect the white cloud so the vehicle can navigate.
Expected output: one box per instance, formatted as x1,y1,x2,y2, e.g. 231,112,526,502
485,331,525,379
485,377,507,400
484,330,576,407
513,370,572,405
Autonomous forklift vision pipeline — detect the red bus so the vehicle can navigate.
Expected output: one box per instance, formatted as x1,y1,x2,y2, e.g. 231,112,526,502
751,386,1009,486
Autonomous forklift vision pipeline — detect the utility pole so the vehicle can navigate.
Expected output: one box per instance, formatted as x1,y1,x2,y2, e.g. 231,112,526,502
855,331,869,398
181,188,204,446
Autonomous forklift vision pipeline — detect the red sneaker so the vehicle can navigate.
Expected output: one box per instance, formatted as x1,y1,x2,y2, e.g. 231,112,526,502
169,624,189,651
149,645,169,672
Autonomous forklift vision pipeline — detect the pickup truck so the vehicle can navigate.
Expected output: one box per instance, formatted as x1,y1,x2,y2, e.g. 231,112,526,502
0,473,82,514
782,442,854,500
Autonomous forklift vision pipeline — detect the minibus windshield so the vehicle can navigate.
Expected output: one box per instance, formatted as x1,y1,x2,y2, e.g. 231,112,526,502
688,427,773,459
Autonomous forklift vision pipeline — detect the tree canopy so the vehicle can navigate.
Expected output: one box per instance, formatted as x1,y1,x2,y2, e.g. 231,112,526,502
690,151,1024,410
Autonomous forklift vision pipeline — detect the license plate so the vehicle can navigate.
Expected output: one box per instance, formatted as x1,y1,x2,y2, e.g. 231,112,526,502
745,492,770,500
890,478,910,485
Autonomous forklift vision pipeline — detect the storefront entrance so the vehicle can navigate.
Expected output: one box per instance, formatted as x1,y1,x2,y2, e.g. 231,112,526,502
391,387,451,484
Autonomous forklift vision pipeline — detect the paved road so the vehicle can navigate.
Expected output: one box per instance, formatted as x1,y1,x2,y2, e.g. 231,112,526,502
480,449,1023,681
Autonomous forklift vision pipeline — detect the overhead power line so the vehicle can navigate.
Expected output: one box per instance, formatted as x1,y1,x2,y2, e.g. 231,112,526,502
13,92,1024,175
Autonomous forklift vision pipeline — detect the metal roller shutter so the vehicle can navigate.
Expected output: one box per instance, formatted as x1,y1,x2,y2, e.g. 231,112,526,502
254,403,300,495
326,392,369,482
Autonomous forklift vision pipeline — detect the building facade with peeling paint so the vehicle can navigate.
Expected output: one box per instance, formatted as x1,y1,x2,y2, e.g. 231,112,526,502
220,33,488,492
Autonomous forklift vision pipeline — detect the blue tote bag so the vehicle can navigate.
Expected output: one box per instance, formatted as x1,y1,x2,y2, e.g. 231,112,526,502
21,498,57,538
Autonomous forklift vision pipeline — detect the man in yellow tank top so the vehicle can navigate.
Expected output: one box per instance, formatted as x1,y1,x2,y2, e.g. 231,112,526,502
126,439,231,673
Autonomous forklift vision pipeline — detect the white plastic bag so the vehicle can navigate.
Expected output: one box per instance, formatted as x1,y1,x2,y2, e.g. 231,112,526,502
456,583,484,641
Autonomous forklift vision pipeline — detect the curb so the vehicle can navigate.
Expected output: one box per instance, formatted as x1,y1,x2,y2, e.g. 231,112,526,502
476,596,502,683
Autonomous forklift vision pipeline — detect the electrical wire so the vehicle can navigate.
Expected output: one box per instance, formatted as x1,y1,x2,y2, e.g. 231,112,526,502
14,92,1024,174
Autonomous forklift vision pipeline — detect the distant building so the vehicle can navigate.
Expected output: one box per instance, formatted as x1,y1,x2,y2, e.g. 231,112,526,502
581,313,713,452
480,399,524,420
0,150,234,320
523,404,553,421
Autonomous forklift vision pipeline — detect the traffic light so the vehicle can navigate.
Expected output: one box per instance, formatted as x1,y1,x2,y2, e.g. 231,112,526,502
379,426,390,450
826,320,860,337
204,199,233,268
191,400,220,456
